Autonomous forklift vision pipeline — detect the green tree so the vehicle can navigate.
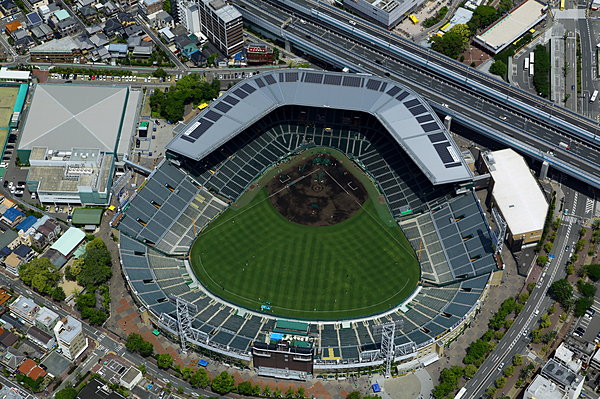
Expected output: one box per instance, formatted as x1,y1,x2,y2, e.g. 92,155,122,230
548,279,573,308
296,387,305,398
533,44,551,97
464,364,478,379
237,381,254,396
586,264,600,281
513,353,523,366
52,286,66,302
211,371,235,395
536,255,549,266
19,257,62,295
162,0,171,13
156,353,173,370
432,366,463,399
503,365,514,377
495,376,507,388
431,24,471,59
577,279,596,297
467,5,498,32
153,68,168,79
540,314,551,329
489,60,507,78
55,388,78,399
190,368,210,388
77,238,112,287
527,282,536,293
574,297,594,317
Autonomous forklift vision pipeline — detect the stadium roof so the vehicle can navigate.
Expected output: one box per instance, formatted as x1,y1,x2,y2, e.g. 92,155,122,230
167,70,472,185
487,149,548,236
19,84,139,155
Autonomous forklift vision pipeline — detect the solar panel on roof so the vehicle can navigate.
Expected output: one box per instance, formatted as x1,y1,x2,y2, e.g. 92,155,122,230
404,98,421,108
304,72,323,84
180,135,195,143
264,75,276,85
408,105,427,116
421,122,440,132
342,76,362,87
233,88,248,99
427,133,447,143
255,77,265,87
204,110,221,122
366,79,381,91
285,72,298,82
214,101,232,113
433,143,454,163
379,82,387,92
241,83,256,93
323,74,342,85
386,86,401,97
189,119,213,138
417,115,434,123
396,91,409,101
222,95,239,105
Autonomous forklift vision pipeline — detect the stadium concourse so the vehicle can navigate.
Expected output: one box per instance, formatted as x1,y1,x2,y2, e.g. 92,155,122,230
115,70,498,375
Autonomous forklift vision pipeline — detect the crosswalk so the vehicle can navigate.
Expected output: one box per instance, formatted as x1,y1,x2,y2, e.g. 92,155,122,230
585,198,595,215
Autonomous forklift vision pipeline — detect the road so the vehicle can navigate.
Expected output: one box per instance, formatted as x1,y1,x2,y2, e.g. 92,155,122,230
135,15,187,70
464,186,590,397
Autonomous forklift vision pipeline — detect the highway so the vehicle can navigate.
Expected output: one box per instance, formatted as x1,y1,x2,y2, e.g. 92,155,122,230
234,0,600,188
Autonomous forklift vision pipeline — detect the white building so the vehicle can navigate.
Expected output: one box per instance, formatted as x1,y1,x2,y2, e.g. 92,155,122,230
524,359,584,399
53,316,88,361
9,296,40,325
179,3,201,36
119,366,143,389
342,0,425,28
34,307,59,335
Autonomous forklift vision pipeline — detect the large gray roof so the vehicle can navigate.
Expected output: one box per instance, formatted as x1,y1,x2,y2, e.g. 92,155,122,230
167,70,472,185
19,84,135,154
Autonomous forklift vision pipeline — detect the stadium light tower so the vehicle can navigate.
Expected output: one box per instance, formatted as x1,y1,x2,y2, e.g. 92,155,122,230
175,297,197,354
372,321,402,378
491,208,507,255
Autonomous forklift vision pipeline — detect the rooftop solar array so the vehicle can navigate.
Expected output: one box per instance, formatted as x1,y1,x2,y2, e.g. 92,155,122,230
167,70,472,185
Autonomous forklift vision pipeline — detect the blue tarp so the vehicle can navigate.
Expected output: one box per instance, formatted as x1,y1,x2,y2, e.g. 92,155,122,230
270,333,283,341
372,384,381,393
197,359,208,367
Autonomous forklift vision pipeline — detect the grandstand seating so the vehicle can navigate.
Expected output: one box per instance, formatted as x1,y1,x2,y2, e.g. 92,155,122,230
118,162,227,255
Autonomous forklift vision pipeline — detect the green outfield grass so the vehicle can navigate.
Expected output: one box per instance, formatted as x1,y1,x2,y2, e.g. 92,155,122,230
190,188,420,320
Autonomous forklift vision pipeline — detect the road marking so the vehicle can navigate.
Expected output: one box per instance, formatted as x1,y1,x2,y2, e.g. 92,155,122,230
585,198,594,214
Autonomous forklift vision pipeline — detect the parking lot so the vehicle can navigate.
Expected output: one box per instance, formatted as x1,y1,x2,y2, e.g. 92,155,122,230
48,72,173,85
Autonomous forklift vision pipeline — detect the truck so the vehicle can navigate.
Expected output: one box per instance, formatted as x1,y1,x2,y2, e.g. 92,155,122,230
529,52,535,64
342,67,350,73
524,58,530,70
559,141,570,150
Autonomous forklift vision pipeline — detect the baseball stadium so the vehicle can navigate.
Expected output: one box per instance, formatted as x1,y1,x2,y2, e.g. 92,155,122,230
115,70,498,378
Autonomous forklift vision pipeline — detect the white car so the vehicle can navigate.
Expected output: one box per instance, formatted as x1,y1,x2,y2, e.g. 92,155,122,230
31,193,36,199
0,162,7,168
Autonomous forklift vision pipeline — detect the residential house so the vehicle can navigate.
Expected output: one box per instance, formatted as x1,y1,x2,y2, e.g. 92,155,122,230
80,5,98,21
0,230,18,252
89,32,109,47
103,17,123,36
16,216,37,236
139,0,162,15
17,358,47,381
4,21,22,39
30,37,83,63
98,0,117,15
116,11,135,25
38,3,60,22
174,34,198,57
26,11,43,27
189,50,206,65
132,45,151,57
0,347,25,372
27,326,55,350
74,34,94,52
30,0,49,9
108,43,127,58
0,329,18,347
150,9,173,29
158,27,174,43
37,218,61,245
34,307,58,335
0,1,18,16
3,252,22,276
56,17,78,36
1,208,24,228
30,24,53,41
9,296,39,325
85,24,102,35
76,0,95,8
14,31,35,50
122,24,142,39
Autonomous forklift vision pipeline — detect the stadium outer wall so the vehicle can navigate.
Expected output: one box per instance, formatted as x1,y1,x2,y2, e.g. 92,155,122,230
118,240,493,373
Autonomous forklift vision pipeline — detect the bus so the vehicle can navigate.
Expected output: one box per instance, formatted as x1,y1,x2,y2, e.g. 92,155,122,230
455,388,467,399
409,14,419,24
530,67,534,76
560,0,565,10
529,52,535,64
524,58,530,70
591,90,598,102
